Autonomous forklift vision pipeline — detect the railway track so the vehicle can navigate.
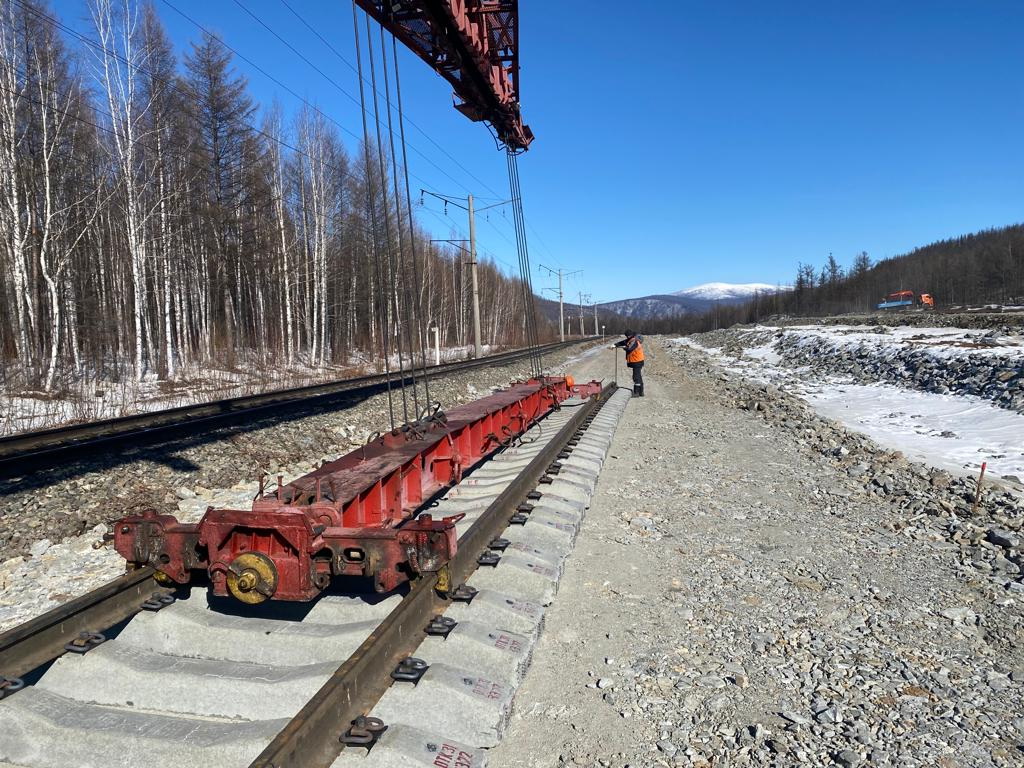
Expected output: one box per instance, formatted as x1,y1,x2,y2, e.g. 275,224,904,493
0,382,631,768
0,338,597,477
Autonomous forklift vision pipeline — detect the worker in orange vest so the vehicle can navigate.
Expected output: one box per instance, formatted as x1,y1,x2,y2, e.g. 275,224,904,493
613,329,645,396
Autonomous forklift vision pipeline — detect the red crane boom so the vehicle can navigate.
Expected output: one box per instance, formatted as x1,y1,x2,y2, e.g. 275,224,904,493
354,0,533,151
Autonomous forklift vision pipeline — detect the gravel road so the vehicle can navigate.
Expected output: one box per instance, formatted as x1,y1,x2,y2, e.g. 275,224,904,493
491,339,1023,767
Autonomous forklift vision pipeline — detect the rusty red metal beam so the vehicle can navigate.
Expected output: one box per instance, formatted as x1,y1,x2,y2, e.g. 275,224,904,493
113,377,598,602
354,0,534,151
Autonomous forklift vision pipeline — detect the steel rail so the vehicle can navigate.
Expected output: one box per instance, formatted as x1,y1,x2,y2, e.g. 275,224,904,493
0,338,597,475
0,567,171,680
248,381,615,768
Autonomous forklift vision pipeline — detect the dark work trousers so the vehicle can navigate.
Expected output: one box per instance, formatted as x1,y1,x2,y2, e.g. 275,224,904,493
628,361,644,396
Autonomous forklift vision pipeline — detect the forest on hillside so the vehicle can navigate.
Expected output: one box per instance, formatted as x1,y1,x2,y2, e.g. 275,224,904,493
641,224,1024,335
0,0,545,395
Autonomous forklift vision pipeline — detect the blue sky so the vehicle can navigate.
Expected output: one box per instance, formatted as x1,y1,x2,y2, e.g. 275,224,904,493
54,1,1024,302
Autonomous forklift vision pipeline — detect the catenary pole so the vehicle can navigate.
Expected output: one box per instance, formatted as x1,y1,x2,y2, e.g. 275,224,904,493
467,193,482,358
539,265,579,342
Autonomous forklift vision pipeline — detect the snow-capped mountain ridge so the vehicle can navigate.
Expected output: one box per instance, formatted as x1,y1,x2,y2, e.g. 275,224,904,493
594,282,793,321
675,282,792,301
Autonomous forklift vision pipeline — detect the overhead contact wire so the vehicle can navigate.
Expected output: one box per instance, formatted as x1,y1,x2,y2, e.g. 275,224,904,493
277,0,505,201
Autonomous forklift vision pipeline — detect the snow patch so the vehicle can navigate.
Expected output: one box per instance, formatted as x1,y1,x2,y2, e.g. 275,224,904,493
806,383,1024,481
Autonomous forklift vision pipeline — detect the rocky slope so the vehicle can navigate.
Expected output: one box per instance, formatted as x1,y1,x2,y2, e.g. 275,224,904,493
692,325,1024,414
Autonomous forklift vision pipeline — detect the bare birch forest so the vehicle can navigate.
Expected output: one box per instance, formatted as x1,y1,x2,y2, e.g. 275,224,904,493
0,0,543,399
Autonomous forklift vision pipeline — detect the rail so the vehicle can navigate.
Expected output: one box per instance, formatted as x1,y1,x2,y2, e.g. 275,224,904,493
0,567,169,680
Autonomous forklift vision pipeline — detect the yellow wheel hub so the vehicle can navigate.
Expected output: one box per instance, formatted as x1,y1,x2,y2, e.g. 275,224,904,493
226,552,278,604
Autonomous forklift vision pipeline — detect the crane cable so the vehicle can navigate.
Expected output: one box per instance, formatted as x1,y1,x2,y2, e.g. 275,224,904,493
362,11,411,427
506,149,543,376
378,22,424,419
389,33,433,411
352,2,396,431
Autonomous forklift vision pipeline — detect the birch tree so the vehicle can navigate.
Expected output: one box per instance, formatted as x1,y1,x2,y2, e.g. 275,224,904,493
92,0,158,380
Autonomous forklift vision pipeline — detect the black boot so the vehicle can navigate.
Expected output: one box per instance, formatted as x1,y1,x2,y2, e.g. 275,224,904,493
638,384,645,397
633,384,642,397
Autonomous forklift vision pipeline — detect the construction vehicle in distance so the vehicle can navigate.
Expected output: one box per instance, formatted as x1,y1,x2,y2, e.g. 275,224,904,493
877,290,935,311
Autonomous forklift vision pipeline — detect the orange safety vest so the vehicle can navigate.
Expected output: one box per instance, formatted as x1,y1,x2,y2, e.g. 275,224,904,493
625,337,644,364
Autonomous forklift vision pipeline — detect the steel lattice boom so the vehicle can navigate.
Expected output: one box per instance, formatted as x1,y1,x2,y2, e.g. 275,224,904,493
355,0,533,151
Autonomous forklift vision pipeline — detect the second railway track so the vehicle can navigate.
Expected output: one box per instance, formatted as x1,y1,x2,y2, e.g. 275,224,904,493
0,383,630,768
0,339,597,477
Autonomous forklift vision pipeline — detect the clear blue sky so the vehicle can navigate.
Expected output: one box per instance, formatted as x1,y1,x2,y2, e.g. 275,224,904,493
54,0,1024,302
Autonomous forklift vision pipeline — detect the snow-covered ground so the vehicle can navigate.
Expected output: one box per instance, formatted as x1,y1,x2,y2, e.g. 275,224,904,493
557,340,611,370
805,382,1024,482
672,329,1024,485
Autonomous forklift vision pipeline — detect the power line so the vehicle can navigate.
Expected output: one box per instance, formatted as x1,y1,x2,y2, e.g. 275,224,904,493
21,0,565,290
18,10,529,290
266,0,563,269
417,204,519,274
259,0,561,272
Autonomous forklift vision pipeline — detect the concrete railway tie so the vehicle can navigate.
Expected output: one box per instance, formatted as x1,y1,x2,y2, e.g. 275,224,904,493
0,387,630,768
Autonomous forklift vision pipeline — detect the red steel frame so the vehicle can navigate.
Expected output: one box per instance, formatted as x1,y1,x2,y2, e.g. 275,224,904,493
113,377,599,601
354,0,533,151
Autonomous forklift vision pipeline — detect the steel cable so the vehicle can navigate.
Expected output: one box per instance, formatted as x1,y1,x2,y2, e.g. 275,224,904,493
364,14,410,426
352,2,396,431
506,150,543,376
379,24,422,418
391,35,433,410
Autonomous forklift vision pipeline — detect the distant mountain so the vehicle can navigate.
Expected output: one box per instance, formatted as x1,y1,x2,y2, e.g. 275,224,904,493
535,295,632,330
596,294,713,321
675,282,792,302
594,282,792,321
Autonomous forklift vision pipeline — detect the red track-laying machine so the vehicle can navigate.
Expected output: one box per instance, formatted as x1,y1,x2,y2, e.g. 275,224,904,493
112,376,600,603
